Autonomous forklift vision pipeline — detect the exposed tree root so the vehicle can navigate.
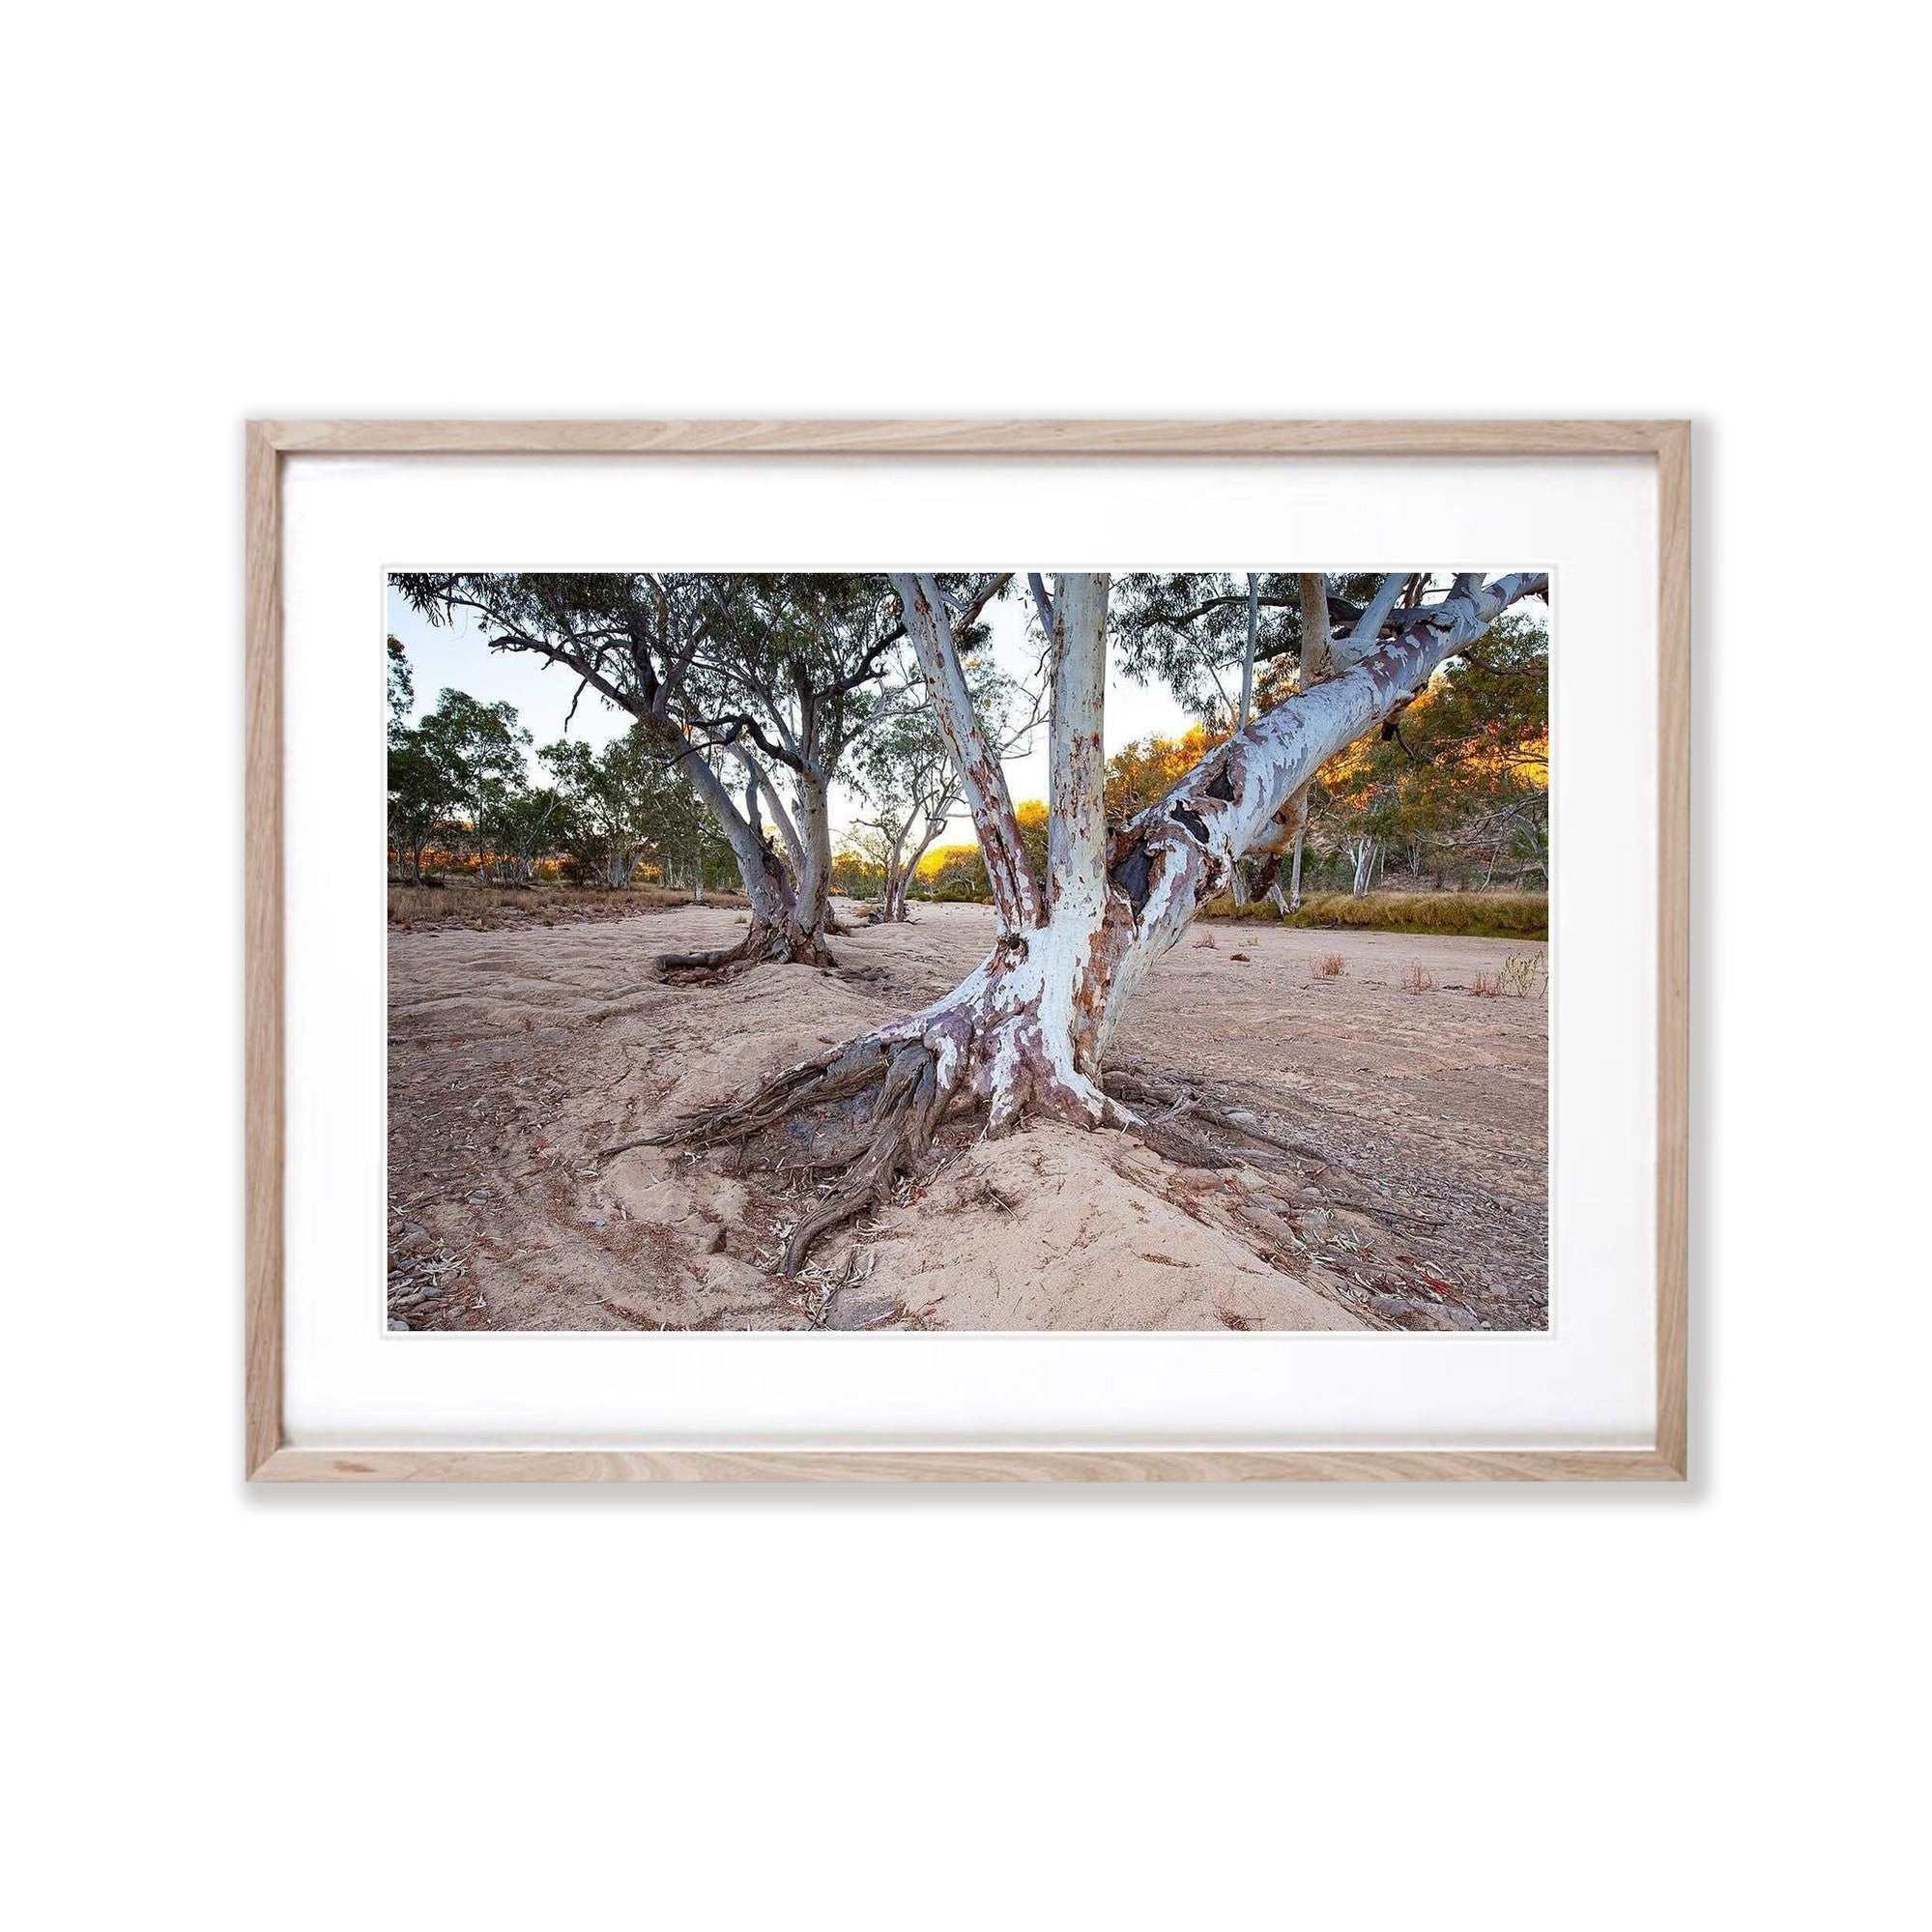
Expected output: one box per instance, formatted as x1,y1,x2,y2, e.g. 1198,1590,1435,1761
1105,1062,1330,1170
688,1030,956,1273
675,937,1138,1274
619,1011,1452,1283
1105,1060,1449,1233
654,920,835,981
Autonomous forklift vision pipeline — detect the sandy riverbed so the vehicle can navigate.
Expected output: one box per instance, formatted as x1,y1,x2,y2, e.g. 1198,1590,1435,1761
388,901,1547,1332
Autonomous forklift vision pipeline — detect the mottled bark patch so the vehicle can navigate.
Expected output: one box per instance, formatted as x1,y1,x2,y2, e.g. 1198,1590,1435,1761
1170,803,1211,846
1110,839,1156,915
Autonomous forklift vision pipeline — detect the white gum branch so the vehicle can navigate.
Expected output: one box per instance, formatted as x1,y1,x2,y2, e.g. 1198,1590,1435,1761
1238,573,1259,727
1099,573,1549,1029
1297,573,1333,682
1342,572,1409,665
889,572,1044,932
728,744,804,872
1046,572,1110,921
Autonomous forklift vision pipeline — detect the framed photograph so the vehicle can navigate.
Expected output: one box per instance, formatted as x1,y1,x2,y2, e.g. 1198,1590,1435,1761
246,419,1687,1482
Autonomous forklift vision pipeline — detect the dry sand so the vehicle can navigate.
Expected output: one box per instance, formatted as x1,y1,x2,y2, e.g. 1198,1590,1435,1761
388,901,1547,1332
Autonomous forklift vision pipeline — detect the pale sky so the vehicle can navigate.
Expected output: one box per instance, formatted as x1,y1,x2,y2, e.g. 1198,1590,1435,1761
384,578,1196,831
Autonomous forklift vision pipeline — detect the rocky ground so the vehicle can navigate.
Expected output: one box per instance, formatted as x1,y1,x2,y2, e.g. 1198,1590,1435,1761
387,901,1548,1332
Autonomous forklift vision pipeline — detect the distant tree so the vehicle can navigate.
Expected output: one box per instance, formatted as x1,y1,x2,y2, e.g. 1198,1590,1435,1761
922,844,991,902
387,732,463,881
829,844,887,900
479,784,564,886
543,731,657,889
1103,725,1230,822
541,727,740,893
413,689,532,880
385,641,465,881
387,635,416,722
1306,613,1549,892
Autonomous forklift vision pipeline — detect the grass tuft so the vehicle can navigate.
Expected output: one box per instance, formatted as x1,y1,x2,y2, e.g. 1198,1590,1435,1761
1498,949,1547,998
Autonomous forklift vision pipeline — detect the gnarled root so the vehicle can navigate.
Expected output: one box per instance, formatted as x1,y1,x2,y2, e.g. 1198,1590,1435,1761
679,946,1135,1275
655,919,835,981
1105,1060,1448,1234
1106,1061,1327,1171
691,1029,957,1274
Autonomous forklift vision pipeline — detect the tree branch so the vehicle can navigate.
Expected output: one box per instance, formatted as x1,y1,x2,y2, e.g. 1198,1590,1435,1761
888,573,1045,932
1345,573,1408,659
1027,573,1055,639
1297,573,1332,686
1237,574,1259,728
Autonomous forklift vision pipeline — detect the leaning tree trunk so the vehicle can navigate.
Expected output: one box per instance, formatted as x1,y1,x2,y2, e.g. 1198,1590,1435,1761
793,768,836,939
654,749,830,974
690,571,1546,1270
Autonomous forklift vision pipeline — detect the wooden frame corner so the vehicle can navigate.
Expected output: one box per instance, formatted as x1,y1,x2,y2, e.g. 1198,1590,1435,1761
245,419,1689,1484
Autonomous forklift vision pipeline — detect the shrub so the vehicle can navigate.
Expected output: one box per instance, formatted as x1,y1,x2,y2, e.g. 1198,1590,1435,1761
1199,889,1547,941
1401,960,1436,995
1498,949,1546,998
1313,953,1345,979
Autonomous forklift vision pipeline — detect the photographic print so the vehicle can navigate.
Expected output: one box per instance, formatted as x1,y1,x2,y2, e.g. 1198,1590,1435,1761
385,568,1551,1336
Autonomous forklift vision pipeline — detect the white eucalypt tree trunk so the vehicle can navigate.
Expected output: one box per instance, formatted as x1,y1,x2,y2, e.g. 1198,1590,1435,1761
695,569,1548,1273
654,746,834,974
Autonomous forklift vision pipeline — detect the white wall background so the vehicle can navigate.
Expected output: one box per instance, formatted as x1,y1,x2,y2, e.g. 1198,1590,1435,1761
5,6,1922,1929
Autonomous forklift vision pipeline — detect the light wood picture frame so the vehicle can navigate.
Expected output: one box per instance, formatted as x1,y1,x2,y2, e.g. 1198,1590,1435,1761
245,418,1689,1483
